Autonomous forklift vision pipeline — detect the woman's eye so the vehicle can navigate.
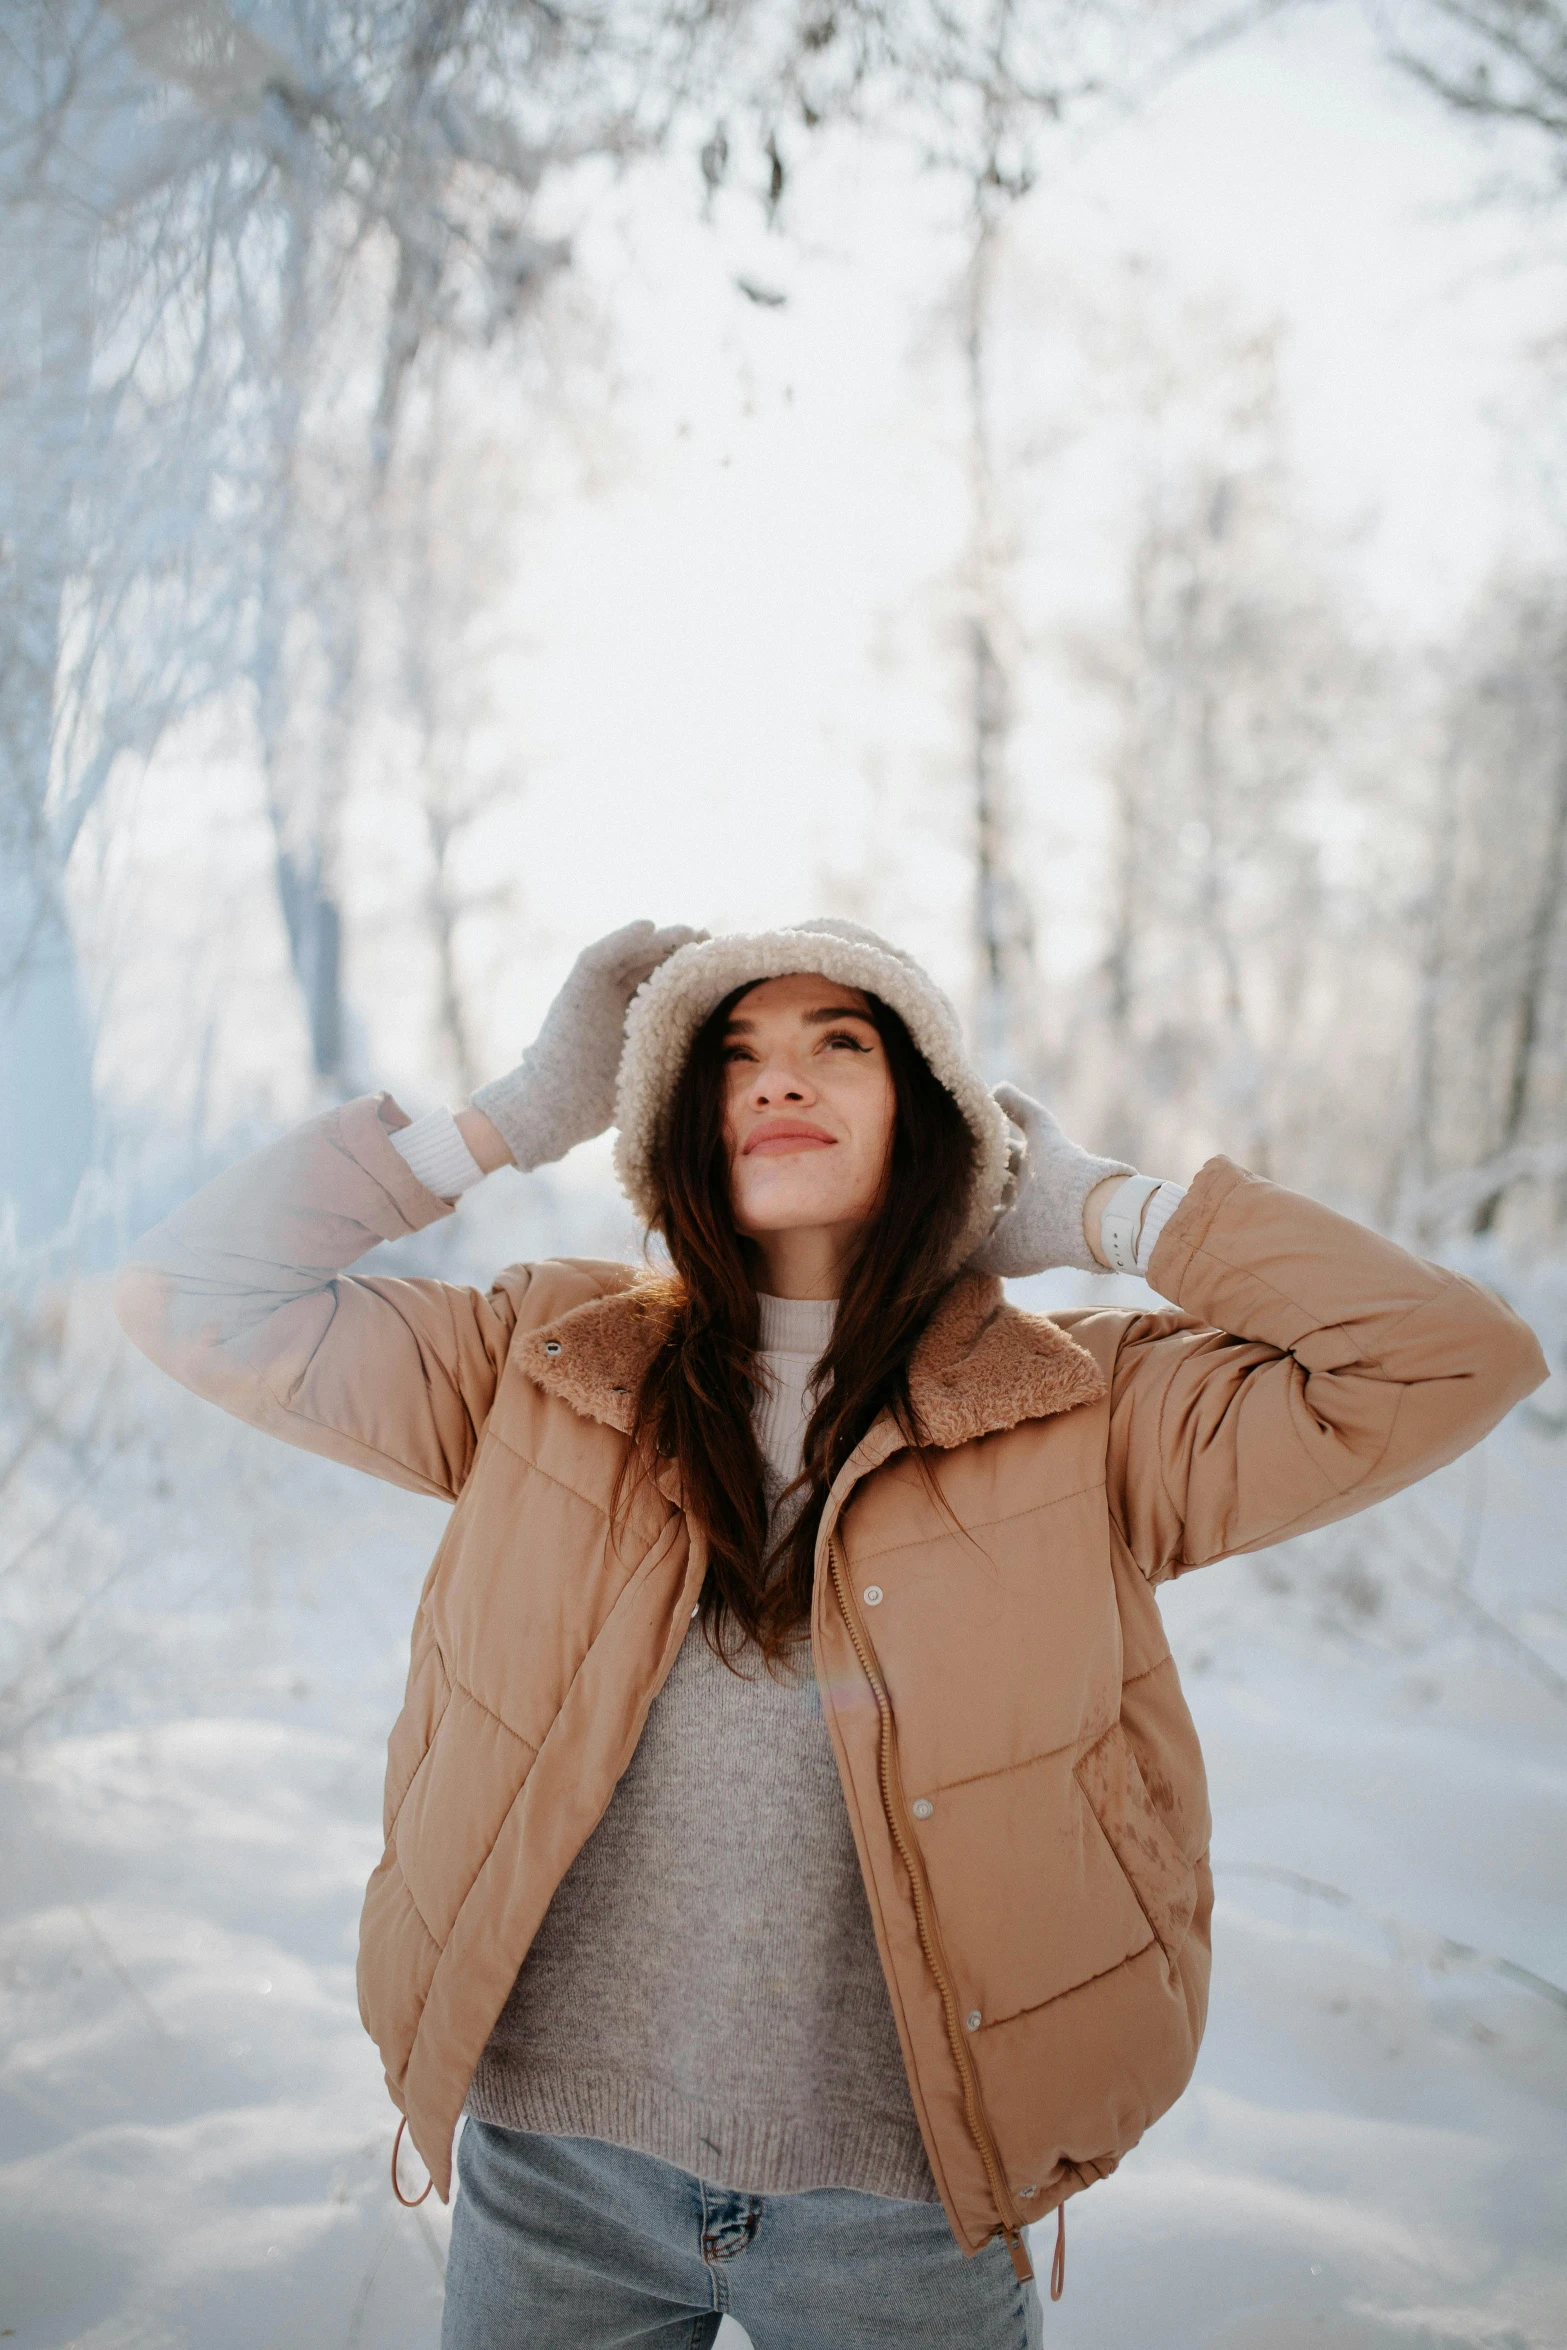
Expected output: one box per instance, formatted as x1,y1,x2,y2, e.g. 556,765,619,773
821,1031,871,1053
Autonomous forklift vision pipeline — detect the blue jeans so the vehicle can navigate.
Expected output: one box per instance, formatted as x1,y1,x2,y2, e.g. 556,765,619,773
442,2122,1046,2350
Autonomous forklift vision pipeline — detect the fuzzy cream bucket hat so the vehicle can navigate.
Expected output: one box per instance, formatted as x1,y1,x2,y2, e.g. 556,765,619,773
611,918,1013,1264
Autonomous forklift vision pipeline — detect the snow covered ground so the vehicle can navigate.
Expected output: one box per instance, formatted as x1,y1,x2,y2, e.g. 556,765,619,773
2,1193,1564,2348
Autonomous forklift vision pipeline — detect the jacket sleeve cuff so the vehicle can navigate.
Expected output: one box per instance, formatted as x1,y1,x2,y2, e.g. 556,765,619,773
335,1094,460,1237
1143,1155,1258,1305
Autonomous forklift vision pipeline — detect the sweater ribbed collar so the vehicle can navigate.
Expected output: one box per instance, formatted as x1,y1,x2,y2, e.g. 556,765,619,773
756,1292,837,1359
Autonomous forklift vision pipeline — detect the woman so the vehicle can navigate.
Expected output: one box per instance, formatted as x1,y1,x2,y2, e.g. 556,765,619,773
116,917,1545,2349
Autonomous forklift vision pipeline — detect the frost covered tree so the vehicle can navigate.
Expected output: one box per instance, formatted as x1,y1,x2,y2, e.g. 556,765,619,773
0,11,246,1243
941,3,1285,1083
378,359,530,1101
0,0,1275,1242
960,160,1047,1089
1388,0,1567,169
1395,574,1567,1244
1370,3,1567,1243
1072,317,1375,1187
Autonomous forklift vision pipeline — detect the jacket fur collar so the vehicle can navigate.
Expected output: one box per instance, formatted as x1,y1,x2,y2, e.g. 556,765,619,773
516,1266,1106,1450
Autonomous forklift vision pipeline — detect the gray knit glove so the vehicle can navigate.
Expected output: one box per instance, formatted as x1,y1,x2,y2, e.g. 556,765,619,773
471,920,705,1170
968,1083,1136,1277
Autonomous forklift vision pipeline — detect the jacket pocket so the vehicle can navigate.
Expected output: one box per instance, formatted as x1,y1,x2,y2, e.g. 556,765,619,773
1073,1721,1197,1965
910,1744,1155,2029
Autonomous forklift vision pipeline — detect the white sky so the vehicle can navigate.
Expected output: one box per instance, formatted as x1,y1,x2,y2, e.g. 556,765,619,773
106,0,1567,1133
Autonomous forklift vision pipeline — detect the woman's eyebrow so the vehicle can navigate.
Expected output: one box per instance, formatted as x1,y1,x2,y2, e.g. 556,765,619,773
802,1005,876,1027
723,1004,875,1036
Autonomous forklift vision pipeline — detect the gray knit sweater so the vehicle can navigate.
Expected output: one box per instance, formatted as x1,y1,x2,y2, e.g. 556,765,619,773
464,1292,935,2201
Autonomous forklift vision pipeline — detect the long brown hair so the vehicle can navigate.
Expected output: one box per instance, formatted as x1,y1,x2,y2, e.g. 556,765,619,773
624,982,976,1666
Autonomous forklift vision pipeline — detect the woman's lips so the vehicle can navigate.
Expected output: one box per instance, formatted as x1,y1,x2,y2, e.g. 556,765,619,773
743,1124,836,1155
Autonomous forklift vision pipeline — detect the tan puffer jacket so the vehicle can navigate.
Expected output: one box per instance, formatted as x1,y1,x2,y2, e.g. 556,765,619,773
115,1094,1547,2269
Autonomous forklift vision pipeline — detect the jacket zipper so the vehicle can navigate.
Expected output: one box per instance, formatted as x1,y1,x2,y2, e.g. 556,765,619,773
827,1534,1034,2285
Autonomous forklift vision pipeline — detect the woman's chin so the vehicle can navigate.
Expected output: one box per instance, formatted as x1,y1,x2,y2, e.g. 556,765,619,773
733,1183,869,1238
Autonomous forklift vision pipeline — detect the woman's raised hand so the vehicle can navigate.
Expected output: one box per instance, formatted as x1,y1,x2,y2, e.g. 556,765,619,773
968,1083,1135,1277
470,921,705,1172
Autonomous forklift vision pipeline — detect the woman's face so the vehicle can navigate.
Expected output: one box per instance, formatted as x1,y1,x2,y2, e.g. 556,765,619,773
721,973,897,1244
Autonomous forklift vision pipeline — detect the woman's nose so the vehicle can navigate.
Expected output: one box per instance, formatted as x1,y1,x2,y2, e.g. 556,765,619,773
752,1059,813,1105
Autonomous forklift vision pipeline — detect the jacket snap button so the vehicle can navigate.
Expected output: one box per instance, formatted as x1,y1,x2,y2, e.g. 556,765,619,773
966,2010,982,2031
863,1585,883,1606
1019,2184,1038,2199
912,1798,934,1820
543,1341,561,1354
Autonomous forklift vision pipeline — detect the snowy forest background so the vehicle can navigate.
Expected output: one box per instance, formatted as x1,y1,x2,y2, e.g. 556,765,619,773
3,2,1567,2345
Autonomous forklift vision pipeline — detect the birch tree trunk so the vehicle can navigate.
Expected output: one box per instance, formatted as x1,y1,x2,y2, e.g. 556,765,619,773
962,194,1042,1086
1472,738,1567,1233
250,200,354,1095
0,202,97,1243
